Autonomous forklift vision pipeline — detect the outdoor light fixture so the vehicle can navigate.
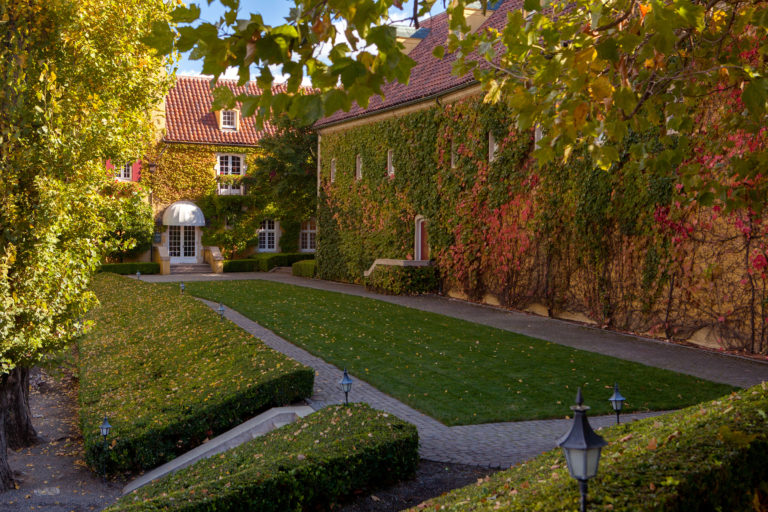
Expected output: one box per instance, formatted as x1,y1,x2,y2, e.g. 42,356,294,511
99,416,112,480
557,388,608,512
180,282,185,294
339,368,353,405
608,383,626,425
218,302,225,320
100,415,112,439
136,271,141,281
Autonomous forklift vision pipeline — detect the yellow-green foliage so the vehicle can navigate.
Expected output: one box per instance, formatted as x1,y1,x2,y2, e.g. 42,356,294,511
148,143,259,212
414,384,768,511
107,404,419,512
79,274,313,473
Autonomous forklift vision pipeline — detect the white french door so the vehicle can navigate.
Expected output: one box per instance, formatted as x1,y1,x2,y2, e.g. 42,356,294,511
168,226,197,263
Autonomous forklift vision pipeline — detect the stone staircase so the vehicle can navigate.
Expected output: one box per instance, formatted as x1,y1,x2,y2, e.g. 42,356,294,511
170,264,212,274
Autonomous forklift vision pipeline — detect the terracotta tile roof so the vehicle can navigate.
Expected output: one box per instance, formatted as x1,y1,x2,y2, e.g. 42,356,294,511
316,0,521,128
164,75,284,146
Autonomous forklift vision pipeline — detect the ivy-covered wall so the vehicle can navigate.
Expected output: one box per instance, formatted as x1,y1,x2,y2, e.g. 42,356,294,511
147,142,299,258
318,96,768,354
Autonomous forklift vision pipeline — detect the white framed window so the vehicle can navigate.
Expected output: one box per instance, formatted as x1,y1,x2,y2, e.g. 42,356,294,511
216,154,244,195
330,158,336,183
489,132,498,163
387,149,395,177
221,110,237,130
534,125,543,149
116,162,132,181
258,219,278,252
355,154,362,180
300,219,317,252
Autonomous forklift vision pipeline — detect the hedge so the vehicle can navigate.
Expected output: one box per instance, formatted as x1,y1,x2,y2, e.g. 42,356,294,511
414,383,768,511
223,253,314,272
108,404,419,512
99,262,160,275
292,259,317,278
80,274,314,474
364,265,439,295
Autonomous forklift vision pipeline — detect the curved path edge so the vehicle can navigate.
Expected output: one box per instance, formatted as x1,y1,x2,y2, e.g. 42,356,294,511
199,298,664,469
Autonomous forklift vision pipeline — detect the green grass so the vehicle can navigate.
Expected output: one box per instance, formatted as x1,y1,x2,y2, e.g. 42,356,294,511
108,404,418,512
182,280,735,426
411,385,768,511
79,274,313,473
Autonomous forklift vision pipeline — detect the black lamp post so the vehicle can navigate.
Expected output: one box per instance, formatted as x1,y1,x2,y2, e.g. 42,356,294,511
99,415,112,480
218,302,225,320
608,383,626,425
180,282,185,295
339,368,353,405
136,271,141,281
557,388,608,512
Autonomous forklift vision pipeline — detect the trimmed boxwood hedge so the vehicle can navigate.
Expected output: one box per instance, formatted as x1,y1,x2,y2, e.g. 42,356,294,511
413,383,768,511
364,265,439,295
223,252,314,272
108,404,419,512
292,259,317,278
80,274,314,474
99,262,160,275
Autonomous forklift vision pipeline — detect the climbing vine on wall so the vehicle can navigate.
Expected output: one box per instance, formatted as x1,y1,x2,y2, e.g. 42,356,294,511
318,95,768,354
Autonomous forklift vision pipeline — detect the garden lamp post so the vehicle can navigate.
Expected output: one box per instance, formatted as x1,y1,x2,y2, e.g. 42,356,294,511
99,415,112,480
218,302,225,320
180,282,185,295
608,383,626,425
136,271,141,281
339,368,353,405
557,388,608,512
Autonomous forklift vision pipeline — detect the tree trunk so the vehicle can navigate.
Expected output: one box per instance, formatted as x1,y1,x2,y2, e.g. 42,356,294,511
0,374,17,491
4,367,38,450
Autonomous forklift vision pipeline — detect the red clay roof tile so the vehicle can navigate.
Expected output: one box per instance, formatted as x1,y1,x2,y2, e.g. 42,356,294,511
164,75,282,145
316,0,521,128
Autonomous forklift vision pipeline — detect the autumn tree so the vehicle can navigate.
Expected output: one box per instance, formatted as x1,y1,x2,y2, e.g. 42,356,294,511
0,0,171,490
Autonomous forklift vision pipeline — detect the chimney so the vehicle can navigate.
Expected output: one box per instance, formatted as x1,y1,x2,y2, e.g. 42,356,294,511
395,26,431,55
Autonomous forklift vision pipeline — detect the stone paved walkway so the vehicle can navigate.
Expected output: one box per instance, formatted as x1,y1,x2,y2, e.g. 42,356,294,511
198,298,663,469
145,271,768,388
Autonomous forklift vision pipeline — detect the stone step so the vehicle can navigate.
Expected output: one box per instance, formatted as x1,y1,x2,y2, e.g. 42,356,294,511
269,266,293,274
170,264,212,274
122,405,315,495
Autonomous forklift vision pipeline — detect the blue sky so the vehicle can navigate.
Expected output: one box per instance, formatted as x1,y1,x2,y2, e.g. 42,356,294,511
177,0,446,77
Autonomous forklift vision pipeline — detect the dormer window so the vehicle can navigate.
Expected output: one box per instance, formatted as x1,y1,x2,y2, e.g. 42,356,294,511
218,109,238,131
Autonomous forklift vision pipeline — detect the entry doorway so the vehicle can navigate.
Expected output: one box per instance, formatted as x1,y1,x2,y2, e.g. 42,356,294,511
415,216,429,261
169,225,197,264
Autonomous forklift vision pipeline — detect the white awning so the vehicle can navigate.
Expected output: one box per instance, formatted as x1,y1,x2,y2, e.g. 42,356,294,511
162,201,205,226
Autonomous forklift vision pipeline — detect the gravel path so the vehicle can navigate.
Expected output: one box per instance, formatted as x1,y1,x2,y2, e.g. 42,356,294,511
0,369,120,512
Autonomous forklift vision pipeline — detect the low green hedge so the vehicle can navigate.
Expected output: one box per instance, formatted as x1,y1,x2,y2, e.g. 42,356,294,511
413,383,768,511
109,404,419,512
80,274,314,474
99,262,160,275
364,264,439,295
292,259,317,278
223,253,314,272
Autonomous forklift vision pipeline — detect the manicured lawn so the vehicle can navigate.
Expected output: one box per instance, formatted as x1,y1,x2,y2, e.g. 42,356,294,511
412,385,768,511
183,280,735,426
80,274,313,473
